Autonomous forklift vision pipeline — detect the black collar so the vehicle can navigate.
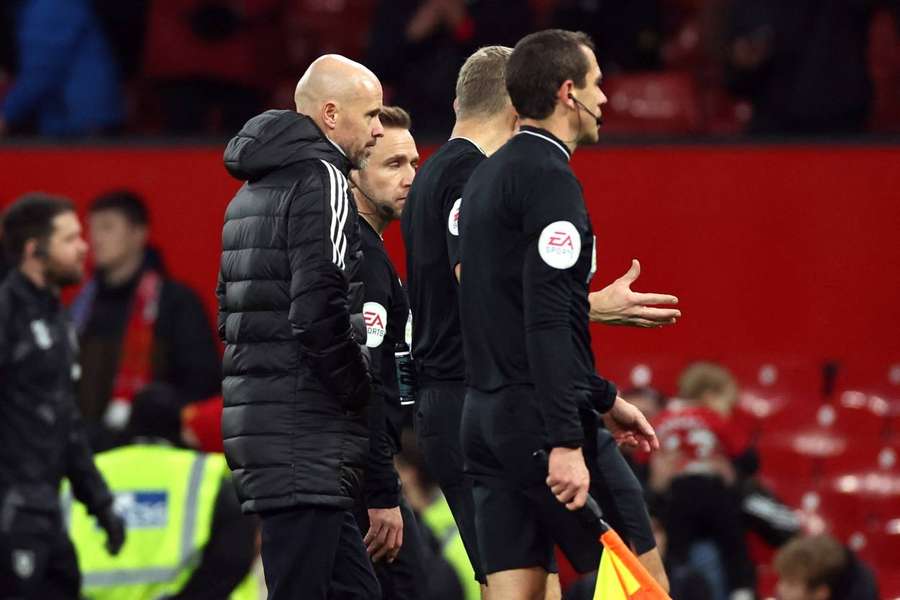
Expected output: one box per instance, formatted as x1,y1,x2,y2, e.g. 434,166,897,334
8,269,60,312
517,126,572,161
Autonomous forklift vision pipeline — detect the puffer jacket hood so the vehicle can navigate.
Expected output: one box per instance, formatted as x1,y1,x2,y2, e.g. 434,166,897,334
224,110,352,181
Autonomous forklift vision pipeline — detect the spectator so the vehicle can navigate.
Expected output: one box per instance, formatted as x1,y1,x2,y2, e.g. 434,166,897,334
724,0,876,135
552,0,663,73
142,0,283,134
679,361,801,548
774,534,878,600
645,366,757,599
366,0,532,137
67,383,260,600
72,190,221,451
0,0,124,137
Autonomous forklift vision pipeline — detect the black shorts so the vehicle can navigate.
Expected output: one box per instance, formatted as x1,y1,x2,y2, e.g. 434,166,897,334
414,383,485,583
461,386,655,576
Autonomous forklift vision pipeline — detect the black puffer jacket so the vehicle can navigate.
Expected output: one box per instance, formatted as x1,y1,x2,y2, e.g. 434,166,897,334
218,110,371,513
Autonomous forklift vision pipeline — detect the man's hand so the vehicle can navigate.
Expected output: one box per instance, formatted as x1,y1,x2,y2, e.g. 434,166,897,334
97,505,126,555
364,507,403,563
602,397,660,453
547,446,590,511
589,259,680,327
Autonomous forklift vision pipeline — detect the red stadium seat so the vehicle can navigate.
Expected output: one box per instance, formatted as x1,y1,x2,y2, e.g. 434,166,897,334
599,72,703,135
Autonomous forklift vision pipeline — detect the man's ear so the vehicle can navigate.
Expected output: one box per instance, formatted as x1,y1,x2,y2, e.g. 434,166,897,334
322,101,339,130
452,97,460,115
25,238,43,260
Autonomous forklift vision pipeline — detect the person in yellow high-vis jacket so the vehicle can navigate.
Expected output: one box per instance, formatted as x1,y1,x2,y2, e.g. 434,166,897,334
67,383,260,600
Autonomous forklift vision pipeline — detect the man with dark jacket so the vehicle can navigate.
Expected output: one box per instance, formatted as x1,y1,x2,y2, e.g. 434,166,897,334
72,190,221,451
217,54,385,599
0,193,125,599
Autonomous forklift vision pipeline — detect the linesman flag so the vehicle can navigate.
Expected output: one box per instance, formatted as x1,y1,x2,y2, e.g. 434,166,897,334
593,528,670,599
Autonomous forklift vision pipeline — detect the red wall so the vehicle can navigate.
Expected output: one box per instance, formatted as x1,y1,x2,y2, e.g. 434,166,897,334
2,144,898,394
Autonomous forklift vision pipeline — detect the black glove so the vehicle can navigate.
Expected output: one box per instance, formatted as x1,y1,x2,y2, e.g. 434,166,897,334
97,505,126,556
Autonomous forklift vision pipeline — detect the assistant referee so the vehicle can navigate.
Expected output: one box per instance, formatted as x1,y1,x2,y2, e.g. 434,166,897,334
458,30,660,599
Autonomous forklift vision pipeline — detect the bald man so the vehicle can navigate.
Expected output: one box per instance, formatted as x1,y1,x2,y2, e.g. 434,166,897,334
218,55,385,599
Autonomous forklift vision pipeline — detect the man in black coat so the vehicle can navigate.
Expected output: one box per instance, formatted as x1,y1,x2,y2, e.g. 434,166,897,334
0,193,125,599
217,54,386,599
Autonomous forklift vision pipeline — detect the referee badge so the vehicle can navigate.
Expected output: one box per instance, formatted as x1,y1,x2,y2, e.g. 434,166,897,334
363,302,388,348
448,198,462,236
538,221,580,269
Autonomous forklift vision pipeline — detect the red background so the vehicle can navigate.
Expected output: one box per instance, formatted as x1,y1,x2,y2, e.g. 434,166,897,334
2,144,898,396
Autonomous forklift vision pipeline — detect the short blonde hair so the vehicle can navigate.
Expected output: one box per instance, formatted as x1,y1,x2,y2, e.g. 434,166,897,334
677,362,737,401
455,46,513,120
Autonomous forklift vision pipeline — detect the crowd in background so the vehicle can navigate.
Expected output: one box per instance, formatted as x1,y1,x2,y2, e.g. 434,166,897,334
0,0,899,139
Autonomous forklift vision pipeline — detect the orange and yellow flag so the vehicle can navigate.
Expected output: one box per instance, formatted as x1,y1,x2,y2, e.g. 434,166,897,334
593,530,671,600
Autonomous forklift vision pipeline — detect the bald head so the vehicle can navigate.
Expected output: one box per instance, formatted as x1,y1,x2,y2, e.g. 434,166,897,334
294,54,385,168
295,55,380,112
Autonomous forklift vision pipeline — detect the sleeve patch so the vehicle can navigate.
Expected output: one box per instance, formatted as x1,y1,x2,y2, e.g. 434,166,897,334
364,301,388,348
447,198,462,237
538,221,581,269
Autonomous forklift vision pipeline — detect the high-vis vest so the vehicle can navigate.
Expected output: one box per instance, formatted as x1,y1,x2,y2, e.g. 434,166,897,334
66,444,258,600
422,494,481,600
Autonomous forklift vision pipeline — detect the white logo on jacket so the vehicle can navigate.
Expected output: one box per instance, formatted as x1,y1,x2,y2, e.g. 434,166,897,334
30,320,52,350
448,198,462,236
538,221,581,269
364,302,388,348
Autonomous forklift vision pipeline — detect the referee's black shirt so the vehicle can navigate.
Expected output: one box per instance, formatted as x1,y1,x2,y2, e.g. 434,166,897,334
458,126,617,446
401,138,486,384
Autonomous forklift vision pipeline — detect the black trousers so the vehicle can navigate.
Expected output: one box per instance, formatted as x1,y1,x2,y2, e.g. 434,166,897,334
0,523,80,600
353,498,426,600
260,506,380,600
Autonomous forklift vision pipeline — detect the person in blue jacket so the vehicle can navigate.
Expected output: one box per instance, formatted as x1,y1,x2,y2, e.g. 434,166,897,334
0,0,123,137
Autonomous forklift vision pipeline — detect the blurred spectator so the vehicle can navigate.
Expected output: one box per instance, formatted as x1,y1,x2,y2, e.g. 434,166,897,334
724,0,877,135
774,534,878,600
67,383,260,599
0,0,124,137
71,190,221,451
366,0,532,137
143,0,284,135
678,361,801,548
93,0,152,81
395,429,472,600
645,363,757,599
552,0,663,73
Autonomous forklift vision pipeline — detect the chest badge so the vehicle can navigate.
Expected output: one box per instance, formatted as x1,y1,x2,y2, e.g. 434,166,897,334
30,320,53,350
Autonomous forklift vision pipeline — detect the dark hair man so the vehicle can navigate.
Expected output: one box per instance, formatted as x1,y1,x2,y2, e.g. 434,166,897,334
349,104,428,599
71,190,221,451
218,54,384,599
0,193,125,598
458,30,660,599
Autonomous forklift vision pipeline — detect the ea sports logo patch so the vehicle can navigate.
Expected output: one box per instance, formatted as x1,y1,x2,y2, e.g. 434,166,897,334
447,198,462,236
364,302,388,348
538,221,580,269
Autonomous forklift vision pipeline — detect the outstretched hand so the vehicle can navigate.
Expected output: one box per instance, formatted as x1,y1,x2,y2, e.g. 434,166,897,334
589,259,680,327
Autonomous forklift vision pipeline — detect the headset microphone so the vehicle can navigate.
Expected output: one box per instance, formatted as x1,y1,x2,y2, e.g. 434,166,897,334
568,93,603,126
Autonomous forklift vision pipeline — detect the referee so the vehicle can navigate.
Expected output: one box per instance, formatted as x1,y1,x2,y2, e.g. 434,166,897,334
401,46,517,596
350,105,427,598
458,30,660,599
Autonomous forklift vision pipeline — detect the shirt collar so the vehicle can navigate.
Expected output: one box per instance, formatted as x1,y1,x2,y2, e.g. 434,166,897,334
449,136,487,156
516,126,571,161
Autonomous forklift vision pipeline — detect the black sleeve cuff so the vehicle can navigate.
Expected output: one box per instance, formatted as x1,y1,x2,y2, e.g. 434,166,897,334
365,476,401,509
590,374,618,414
